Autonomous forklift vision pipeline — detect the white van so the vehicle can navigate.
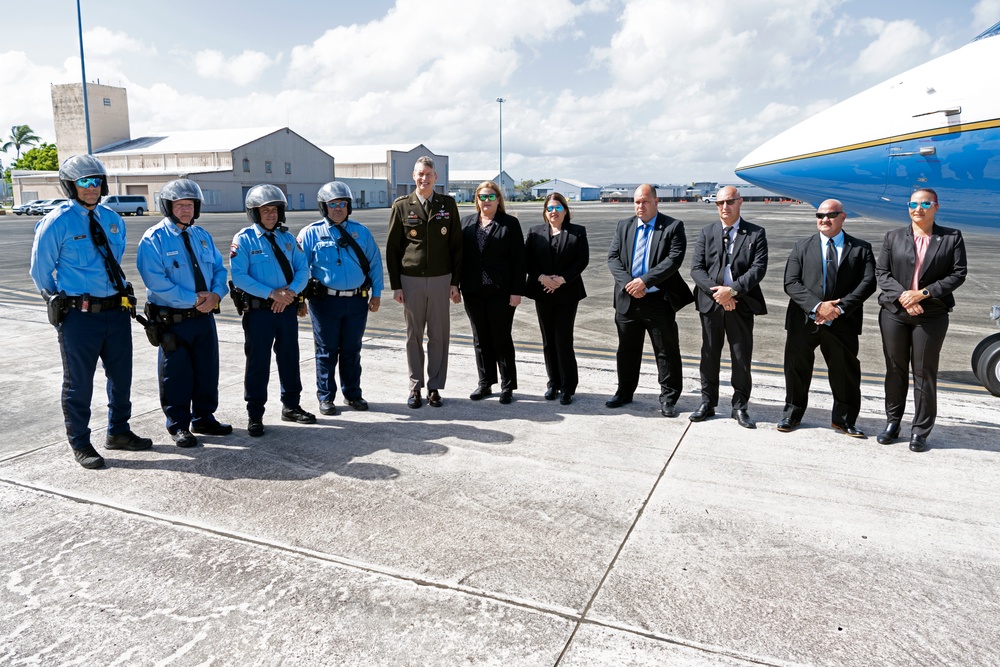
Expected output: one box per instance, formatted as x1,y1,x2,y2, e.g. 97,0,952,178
103,195,148,216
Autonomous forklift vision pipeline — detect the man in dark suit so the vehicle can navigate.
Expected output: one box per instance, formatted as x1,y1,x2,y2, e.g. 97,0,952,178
385,156,462,409
779,199,876,437
606,184,694,417
689,186,768,428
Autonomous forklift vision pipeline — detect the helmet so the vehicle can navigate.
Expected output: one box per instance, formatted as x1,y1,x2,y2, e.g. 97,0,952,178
245,184,287,226
159,179,204,223
317,181,353,216
59,154,109,199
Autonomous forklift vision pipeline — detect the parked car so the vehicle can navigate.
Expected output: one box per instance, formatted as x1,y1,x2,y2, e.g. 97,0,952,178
102,194,148,216
34,199,71,216
27,199,56,215
13,200,43,215
703,194,717,204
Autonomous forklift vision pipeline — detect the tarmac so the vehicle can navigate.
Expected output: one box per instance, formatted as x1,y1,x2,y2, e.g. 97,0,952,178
1,202,999,666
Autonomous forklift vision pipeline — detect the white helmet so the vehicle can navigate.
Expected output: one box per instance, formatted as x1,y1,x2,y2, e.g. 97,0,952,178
59,154,109,199
317,181,353,216
159,179,205,223
245,184,287,226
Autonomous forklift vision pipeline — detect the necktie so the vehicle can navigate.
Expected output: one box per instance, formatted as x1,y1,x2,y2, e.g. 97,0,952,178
824,238,838,300
424,199,431,217
723,228,733,266
180,230,209,293
632,223,650,279
265,232,294,285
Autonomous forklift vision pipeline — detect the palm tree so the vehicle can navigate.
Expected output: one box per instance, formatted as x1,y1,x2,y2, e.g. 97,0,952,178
2,125,42,161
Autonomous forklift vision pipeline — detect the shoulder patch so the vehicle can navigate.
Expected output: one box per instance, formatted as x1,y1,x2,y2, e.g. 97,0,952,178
230,243,239,259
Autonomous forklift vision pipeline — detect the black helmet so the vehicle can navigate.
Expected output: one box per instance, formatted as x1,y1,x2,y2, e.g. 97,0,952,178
317,181,353,216
245,184,287,226
58,154,109,199
159,179,204,224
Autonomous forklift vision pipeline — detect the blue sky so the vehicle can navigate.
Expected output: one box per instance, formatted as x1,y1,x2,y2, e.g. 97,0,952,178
2,0,997,185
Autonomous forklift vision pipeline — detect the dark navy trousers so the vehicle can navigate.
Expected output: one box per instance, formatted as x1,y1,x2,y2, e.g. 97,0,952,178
242,307,302,420
57,308,134,450
308,295,369,402
158,314,220,433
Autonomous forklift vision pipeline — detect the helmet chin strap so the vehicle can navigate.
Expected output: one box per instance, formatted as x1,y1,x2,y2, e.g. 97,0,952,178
169,211,194,230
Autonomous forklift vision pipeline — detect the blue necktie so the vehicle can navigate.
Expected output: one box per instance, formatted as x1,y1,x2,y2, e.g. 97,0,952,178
632,223,650,278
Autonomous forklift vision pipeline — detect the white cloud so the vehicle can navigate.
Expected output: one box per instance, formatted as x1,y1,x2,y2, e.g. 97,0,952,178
82,26,151,57
851,19,932,78
193,49,277,86
972,0,1000,32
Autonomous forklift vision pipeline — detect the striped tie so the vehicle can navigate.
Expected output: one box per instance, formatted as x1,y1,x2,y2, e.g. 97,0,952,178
632,223,650,278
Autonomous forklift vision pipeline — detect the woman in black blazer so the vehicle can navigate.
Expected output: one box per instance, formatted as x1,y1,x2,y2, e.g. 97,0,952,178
459,181,526,404
524,192,589,405
875,188,967,452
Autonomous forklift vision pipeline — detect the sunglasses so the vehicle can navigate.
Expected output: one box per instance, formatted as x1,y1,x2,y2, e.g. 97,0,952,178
546,205,565,212
75,177,103,188
327,201,348,209
908,201,935,209
715,198,740,207
478,193,498,202
816,211,843,219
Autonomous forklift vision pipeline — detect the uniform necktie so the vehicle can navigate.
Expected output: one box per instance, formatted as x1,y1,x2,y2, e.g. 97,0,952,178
824,238,838,300
632,223,650,279
265,231,294,285
424,199,431,216
180,229,209,293
723,227,733,266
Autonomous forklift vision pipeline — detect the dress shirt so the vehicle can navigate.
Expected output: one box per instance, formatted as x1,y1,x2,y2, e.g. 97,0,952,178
813,230,845,321
30,201,127,297
230,224,309,299
297,219,384,296
136,219,228,308
634,217,659,292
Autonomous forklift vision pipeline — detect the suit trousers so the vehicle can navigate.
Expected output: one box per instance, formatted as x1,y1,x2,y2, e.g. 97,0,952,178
242,306,302,420
878,308,949,437
614,296,682,405
309,295,369,402
57,308,134,450
535,300,580,395
783,325,862,424
463,290,517,390
158,314,220,434
400,273,453,392
698,308,754,409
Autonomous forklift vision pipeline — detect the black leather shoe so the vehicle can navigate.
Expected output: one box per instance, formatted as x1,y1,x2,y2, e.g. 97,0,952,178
605,395,632,408
470,385,493,401
660,402,677,418
909,434,929,452
499,389,513,404
282,406,317,424
427,390,442,407
105,430,153,451
171,430,198,448
73,444,106,469
319,400,338,415
191,420,233,436
876,422,900,445
776,418,800,432
344,397,369,411
689,403,715,422
559,393,574,406
732,409,756,429
832,421,866,438
544,387,560,400
248,419,265,437
408,391,423,409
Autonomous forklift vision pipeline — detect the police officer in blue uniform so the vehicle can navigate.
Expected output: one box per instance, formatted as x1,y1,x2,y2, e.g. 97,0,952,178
29,155,153,469
230,184,315,436
298,181,383,414
136,179,231,448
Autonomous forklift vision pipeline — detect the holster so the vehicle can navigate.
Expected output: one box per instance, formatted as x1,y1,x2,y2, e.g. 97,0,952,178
228,280,245,315
305,277,325,300
142,303,178,351
43,290,67,327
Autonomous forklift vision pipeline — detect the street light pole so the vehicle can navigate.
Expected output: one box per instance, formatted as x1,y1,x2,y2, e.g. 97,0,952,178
77,0,92,154
496,97,506,197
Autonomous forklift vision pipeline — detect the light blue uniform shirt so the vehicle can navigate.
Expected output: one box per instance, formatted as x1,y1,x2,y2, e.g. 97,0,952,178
136,218,228,308
297,218,384,297
29,201,127,297
229,224,309,298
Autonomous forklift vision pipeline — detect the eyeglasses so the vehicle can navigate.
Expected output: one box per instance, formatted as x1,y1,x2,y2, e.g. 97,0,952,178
816,211,843,219
327,201,348,209
478,193,498,202
546,205,564,212
715,198,740,207
908,201,935,209
75,177,103,188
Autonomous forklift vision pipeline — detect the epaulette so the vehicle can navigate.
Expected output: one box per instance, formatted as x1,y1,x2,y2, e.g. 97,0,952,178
394,195,409,203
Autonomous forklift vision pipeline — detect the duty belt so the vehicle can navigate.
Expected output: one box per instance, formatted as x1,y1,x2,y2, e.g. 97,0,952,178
315,285,368,298
147,304,210,324
65,295,129,313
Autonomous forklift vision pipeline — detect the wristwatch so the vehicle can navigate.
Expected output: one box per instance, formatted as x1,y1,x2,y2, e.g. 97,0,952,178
729,287,739,297
921,289,930,297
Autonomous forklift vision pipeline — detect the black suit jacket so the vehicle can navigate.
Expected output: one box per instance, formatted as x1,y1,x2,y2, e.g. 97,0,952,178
607,212,694,314
690,217,768,315
876,223,967,317
784,232,876,336
524,221,589,304
458,211,526,296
